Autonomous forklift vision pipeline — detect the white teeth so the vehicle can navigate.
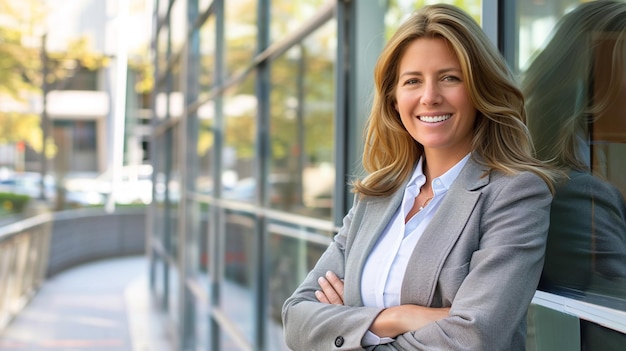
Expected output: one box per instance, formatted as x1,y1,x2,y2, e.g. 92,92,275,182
419,114,451,123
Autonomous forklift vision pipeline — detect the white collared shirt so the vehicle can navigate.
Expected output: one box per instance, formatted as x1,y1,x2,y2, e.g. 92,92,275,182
360,153,470,346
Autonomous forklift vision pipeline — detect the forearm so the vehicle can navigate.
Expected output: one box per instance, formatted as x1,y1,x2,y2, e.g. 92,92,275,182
370,305,450,338
283,300,383,350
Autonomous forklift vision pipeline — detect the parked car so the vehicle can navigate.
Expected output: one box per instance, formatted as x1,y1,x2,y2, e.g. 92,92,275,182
0,171,55,200
61,165,156,206
93,164,154,204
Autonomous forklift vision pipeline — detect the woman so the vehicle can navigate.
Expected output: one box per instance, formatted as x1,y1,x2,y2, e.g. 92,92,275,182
282,4,558,350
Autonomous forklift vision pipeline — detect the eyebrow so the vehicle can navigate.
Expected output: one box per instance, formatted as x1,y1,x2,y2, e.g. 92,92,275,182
399,68,462,78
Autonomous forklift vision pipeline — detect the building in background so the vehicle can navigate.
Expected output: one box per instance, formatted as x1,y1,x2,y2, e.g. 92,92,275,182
0,0,153,207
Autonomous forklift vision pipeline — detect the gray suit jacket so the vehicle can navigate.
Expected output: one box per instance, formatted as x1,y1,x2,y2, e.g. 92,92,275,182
282,156,552,351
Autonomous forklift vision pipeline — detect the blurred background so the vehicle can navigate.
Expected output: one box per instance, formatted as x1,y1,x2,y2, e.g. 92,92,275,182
0,0,624,350
0,0,154,217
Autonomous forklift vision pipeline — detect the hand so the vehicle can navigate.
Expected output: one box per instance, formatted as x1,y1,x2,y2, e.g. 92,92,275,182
370,305,450,338
315,271,344,305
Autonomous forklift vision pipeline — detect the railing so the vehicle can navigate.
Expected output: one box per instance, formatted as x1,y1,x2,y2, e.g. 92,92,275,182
0,206,147,334
0,212,52,332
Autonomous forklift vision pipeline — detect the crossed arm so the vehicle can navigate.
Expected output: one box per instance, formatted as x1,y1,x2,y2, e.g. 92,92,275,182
316,271,451,339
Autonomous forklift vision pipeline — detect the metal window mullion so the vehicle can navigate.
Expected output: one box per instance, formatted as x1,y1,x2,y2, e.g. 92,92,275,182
497,0,518,70
148,0,161,293
209,0,225,350
161,0,175,315
253,0,271,350
335,0,385,220
481,0,499,48
178,0,201,349
333,1,348,227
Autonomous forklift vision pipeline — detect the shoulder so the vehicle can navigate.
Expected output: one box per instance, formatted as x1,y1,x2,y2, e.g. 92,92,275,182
492,169,549,187
488,169,552,196
458,156,551,196
477,170,553,214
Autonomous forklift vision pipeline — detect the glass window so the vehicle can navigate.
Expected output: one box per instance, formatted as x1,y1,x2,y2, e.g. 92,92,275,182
267,222,333,351
221,76,258,202
156,26,169,80
220,210,256,343
52,121,97,173
225,0,258,76
516,0,579,73
386,0,482,38
170,0,187,54
270,0,329,42
521,1,626,312
197,13,216,198
168,263,180,326
520,3,626,349
196,202,210,274
150,255,168,310
199,15,216,94
268,21,336,219
74,120,96,149
196,113,214,193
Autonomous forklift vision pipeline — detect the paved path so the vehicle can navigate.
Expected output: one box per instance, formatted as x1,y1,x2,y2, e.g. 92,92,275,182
0,256,173,351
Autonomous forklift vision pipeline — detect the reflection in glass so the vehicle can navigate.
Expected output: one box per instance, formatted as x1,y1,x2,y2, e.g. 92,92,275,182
267,224,332,351
524,0,626,302
385,0,481,39
269,22,336,219
169,263,180,326
220,210,256,343
523,1,626,349
221,75,258,202
197,201,210,274
221,329,245,351
199,16,216,95
194,298,209,350
168,125,181,260
515,0,579,72
196,14,216,201
225,0,258,76
170,0,187,54
156,26,169,80
151,255,167,309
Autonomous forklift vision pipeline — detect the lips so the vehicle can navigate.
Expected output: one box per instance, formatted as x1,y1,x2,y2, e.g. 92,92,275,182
419,114,452,123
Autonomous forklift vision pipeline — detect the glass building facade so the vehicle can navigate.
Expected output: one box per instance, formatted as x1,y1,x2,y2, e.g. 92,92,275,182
148,1,626,350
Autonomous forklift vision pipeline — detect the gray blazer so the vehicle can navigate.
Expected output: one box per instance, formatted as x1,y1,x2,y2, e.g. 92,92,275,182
282,157,553,351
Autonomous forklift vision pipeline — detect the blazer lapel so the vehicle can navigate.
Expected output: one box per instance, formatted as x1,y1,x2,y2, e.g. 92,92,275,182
345,186,405,305
400,157,490,305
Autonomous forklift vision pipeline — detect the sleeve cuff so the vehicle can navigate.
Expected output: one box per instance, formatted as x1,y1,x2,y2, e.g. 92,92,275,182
361,330,395,346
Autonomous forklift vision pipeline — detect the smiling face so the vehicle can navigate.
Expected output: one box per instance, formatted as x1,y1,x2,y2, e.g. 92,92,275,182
395,37,477,159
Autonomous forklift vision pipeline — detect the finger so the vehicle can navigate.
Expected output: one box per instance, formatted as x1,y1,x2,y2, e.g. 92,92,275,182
318,276,343,305
315,290,330,304
325,271,345,299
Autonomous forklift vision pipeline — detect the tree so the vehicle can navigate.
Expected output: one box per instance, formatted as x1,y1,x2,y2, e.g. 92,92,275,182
0,0,45,152
0,0,109,156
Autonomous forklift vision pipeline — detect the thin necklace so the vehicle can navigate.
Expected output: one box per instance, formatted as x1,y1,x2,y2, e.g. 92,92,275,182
418,196,433,211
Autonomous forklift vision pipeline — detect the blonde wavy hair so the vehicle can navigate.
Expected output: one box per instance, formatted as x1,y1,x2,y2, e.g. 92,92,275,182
524,1,626,172
353,4,558,197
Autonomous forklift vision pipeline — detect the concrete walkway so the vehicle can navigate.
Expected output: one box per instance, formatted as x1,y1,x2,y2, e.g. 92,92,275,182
0,256,173,351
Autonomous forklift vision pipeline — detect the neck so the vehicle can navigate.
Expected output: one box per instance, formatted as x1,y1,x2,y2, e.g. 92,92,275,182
422,148,470,180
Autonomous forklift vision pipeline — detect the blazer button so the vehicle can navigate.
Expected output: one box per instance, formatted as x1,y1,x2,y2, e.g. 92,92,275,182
334,336,344,347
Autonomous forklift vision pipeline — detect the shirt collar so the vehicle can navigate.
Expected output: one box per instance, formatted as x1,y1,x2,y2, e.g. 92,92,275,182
407,153,472,194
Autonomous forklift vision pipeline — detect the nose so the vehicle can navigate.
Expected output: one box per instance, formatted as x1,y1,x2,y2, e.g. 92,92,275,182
421,81,442,106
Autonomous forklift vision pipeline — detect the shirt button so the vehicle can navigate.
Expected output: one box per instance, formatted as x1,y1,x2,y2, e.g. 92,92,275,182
334,336,344,347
